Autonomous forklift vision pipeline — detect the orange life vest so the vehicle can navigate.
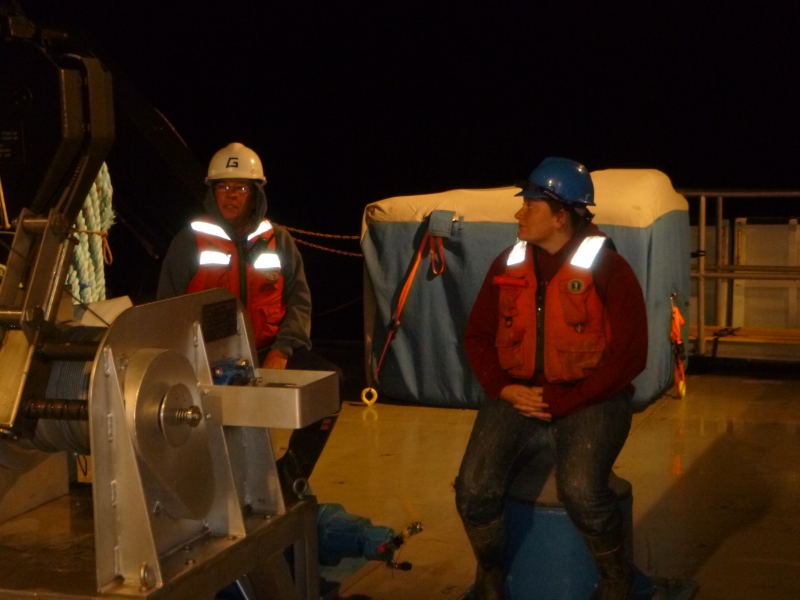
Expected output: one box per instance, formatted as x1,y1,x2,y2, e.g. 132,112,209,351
493,237,610,383
187,217,286,348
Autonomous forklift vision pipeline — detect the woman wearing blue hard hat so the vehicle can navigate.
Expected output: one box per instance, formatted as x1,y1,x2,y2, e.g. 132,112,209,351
456,157,648,599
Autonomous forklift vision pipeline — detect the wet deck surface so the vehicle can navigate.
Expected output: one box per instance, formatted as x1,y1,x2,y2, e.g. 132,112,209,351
285,368,800,599
0,360,795,599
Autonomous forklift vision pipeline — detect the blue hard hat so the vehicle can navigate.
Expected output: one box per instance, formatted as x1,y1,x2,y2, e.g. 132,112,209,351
516,157,595,206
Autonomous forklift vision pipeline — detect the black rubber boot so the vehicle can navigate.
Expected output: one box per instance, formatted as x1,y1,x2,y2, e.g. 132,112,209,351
463,519,506,600
276,449,309,505
276,413,340,504
583,526,633,600
285,413,340,478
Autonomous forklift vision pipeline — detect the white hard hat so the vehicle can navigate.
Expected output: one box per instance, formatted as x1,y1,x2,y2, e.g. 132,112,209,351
207,142,266,183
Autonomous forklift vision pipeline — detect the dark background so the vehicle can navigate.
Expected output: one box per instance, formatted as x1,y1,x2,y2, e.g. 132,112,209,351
18,1,800,341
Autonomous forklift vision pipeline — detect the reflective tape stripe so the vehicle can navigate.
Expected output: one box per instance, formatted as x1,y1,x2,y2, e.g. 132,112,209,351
570,236,605,269
506,239,527,266
199,251,231,266
252,253,281,270
191,221,231,240
247,220,274,240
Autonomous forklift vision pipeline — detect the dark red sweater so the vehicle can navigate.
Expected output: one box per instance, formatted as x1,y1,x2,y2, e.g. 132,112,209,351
463,227,648,418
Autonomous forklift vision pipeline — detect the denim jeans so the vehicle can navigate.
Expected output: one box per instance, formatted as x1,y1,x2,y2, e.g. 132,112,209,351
455,390,632,540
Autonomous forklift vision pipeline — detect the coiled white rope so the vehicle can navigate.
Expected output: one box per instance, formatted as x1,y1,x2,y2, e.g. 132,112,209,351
67,163,114,304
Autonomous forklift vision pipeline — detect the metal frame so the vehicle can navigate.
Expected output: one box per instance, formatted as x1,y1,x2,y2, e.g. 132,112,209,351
0,494,319,600
0,290,335,598
680,191,800,355
0,43,114,431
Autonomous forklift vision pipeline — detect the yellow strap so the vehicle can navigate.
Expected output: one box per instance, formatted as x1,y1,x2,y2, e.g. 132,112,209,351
0,176,9,229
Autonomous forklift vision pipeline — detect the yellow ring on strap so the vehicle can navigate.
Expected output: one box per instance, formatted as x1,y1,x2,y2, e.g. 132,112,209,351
361,387,378,407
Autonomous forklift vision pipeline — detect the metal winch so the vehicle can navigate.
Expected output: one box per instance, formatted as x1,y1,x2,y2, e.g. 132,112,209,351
0,289,339,599
0,12,338,598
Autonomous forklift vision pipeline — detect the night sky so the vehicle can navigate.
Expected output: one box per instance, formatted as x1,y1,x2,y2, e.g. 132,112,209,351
18,1,800,339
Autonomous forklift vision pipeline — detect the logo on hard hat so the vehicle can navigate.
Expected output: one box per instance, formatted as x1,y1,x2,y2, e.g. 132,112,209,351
568,279,585,294
226,157,239,168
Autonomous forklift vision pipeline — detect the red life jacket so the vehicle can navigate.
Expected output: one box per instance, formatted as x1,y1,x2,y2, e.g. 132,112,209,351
493,237,610,383
187,216,286,348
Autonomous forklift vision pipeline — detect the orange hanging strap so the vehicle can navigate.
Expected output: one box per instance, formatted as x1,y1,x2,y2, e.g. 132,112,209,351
670,293,687,399
670,305,685,344
366,217,449,402
372,229,430,384
429,234,445,275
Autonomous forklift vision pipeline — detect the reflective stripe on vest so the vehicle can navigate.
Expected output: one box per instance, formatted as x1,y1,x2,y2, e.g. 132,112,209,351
199,250,231,265
569,236,605,269
507,239,528,266
247,220,273,240
191,221,231,240
252,252,281,270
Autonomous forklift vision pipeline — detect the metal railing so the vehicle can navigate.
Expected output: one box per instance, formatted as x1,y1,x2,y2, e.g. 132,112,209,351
677,191,800,355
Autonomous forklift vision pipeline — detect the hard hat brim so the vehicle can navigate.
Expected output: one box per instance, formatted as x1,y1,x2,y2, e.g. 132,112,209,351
206,177,266,185
515,189,550,199
514,188,595,206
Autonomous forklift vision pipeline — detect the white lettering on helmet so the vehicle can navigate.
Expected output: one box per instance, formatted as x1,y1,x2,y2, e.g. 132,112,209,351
506,239,527,266
247,220,274,240
253,252,281,270
570,236,606,269
199,251,231,266
191,221,231,240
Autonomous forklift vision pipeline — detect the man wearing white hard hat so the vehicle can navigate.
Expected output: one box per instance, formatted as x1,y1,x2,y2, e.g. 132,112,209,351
158,142,339,498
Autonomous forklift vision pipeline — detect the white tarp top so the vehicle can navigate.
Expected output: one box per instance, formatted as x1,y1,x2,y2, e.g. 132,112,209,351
362,169,686,236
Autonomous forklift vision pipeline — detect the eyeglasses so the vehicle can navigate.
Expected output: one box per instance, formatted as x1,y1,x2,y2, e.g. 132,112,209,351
214,183,251,195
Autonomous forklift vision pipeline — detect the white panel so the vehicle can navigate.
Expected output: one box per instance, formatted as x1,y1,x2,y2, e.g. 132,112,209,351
743,288,789,328
741,224,789,265
732,220,800,329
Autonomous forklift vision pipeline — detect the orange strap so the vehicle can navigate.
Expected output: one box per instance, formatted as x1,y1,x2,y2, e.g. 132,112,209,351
430,234,445,275
670,306,684,343
670,294,687,398
372,228,445,383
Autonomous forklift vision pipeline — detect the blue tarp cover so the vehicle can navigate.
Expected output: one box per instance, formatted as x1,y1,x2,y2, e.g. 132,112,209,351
362,170,690,409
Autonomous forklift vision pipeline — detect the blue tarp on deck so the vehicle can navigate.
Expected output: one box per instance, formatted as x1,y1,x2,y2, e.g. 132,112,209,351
362,170,690,409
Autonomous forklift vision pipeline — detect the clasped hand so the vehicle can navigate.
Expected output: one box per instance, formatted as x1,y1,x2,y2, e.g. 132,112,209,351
500,384,551,421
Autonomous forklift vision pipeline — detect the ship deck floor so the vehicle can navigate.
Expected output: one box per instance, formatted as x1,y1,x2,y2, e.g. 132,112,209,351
280,367,800,600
